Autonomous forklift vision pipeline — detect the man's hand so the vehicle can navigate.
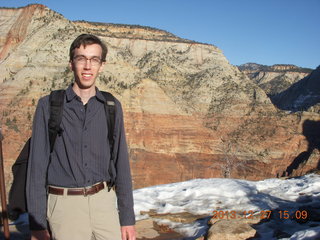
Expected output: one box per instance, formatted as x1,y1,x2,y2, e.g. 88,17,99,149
121,225,136,240
31,230,51,240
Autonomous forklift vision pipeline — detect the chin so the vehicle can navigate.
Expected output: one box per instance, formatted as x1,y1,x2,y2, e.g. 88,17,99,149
79,80,95,89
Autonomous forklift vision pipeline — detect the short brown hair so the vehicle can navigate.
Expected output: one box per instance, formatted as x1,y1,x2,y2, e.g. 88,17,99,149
69,34,108,62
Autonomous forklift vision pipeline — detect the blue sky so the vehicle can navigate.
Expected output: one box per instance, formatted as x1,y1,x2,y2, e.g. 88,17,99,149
1,0,319,69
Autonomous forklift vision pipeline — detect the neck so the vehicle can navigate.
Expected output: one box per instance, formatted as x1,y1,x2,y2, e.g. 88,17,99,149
72,83,96,105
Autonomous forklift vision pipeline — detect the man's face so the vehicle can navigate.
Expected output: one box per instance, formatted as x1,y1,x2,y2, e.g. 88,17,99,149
70,43,104,90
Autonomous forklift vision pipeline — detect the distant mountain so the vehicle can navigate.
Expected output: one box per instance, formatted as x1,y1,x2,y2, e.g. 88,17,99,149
238,63,313,96
270,66,320,112
239,63,320,112
238,63,313,73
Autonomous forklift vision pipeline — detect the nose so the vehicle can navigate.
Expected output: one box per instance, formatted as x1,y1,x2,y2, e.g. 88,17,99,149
84,59,92,69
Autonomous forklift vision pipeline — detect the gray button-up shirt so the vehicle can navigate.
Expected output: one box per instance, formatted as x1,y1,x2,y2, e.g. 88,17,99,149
26,84,135,230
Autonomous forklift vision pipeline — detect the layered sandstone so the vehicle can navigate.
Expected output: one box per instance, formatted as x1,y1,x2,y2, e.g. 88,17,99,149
238,63,312,95
270,66,320,113
0,5,319,190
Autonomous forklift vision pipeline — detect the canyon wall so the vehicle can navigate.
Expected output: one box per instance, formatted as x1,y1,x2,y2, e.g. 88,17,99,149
0,5,319,189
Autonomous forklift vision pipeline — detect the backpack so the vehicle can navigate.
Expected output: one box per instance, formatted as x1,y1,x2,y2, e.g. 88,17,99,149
8,90,117,220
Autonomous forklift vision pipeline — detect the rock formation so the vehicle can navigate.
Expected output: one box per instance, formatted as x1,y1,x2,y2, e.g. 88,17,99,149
206,218,259,240
0,4,319,190
238,63,313,95
270,66,320,112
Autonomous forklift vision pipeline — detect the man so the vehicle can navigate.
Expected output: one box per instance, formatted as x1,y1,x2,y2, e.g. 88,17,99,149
26,34,136,240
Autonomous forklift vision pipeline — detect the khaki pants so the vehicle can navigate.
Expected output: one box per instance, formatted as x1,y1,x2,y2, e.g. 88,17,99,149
47,187,121,240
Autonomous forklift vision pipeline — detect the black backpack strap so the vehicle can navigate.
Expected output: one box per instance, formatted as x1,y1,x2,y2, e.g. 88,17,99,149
48,90,65,153
101,91,117,188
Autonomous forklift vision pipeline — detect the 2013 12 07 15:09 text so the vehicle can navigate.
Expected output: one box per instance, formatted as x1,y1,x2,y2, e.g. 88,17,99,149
211,210,308,220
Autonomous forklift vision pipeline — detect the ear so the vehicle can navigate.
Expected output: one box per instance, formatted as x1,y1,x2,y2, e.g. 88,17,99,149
69,61,75,72
98,61,106,73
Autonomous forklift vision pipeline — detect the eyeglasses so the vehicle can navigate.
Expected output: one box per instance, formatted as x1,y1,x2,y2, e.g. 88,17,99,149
73,55,102,66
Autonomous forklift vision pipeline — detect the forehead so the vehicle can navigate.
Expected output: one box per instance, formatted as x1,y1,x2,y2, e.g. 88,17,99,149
74,43,102,57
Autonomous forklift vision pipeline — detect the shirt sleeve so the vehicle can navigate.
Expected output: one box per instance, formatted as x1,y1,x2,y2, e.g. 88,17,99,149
26,96,51,230
113,99,136,226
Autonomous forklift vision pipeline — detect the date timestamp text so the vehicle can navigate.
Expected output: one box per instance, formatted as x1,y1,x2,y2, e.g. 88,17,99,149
212,210,308,220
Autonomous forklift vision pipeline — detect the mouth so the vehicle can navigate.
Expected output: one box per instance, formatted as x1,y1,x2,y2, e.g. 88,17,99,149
82,73,93,79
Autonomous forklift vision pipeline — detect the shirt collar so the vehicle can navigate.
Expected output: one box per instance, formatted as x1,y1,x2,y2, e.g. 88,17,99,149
65,84,106,103
95,88,107,103
65,84,78,102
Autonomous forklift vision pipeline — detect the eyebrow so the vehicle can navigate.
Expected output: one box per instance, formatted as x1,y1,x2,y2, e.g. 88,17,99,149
74,55,101,59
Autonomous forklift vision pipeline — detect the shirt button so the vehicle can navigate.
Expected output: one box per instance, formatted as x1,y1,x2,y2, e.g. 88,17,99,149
84,127,87,131
84,145,87,148
84,163,88,167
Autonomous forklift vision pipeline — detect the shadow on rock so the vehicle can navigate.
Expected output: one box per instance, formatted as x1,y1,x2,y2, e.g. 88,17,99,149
283,119,320,177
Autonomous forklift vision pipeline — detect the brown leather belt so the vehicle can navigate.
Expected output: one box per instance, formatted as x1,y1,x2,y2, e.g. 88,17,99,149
48,182,109,196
